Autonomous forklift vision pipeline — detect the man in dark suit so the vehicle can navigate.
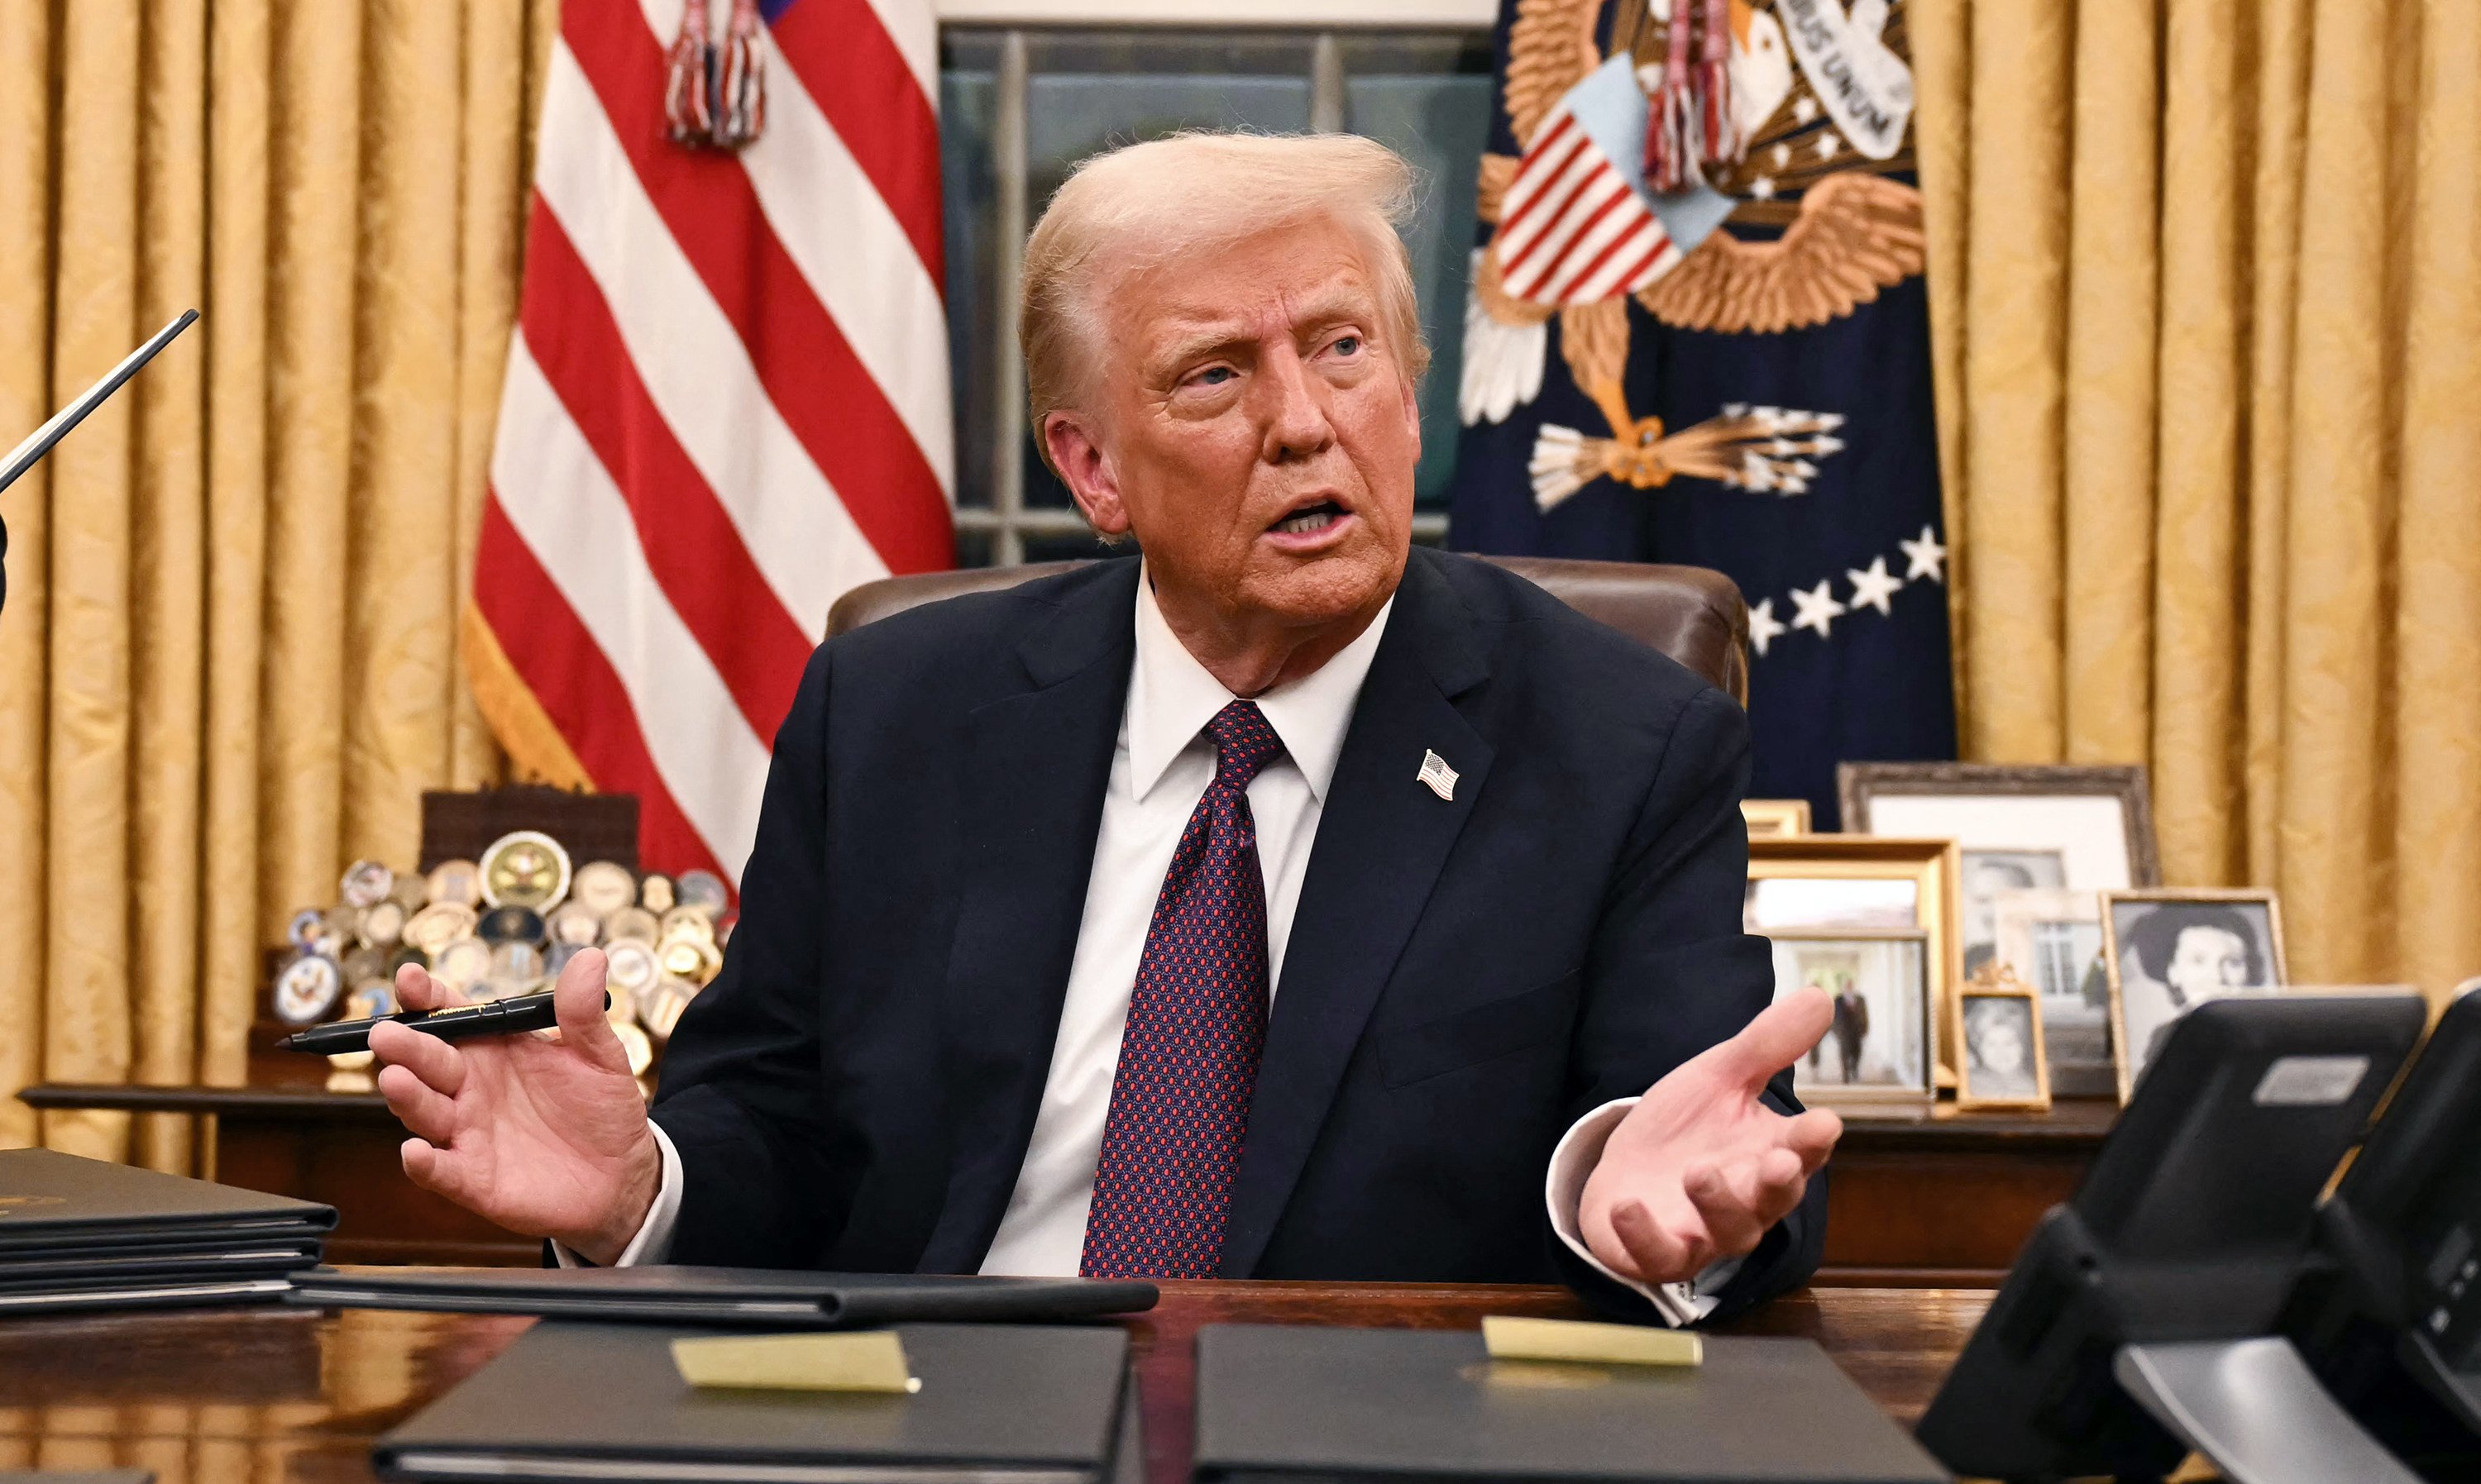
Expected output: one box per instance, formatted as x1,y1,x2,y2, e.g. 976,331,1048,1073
370,131,1840,1323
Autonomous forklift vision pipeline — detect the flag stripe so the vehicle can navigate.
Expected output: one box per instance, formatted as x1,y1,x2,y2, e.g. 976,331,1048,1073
475,500,729,882
1502,166,1621,279
559,18,952,572
767,0,944,282
1536,199,1650,300
1497,114,1580,227
1497,132,1598,260
619,0,954,503
493,340,774,873
1579,227,1678,303
1504,178,1629,293
534,42,896,632
519,199,815,742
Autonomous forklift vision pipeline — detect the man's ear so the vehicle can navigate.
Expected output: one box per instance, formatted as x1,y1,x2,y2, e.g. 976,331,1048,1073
1044,412,1131,537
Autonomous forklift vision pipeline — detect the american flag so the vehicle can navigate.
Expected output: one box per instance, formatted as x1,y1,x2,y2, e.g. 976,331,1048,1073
1495,56,1679,306
467,0,953,885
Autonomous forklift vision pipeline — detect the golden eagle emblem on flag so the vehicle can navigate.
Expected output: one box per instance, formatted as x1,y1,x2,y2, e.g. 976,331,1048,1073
1463,0,1928,513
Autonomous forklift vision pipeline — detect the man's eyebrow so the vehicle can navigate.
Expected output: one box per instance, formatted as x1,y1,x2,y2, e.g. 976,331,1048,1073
1145,288,1379,372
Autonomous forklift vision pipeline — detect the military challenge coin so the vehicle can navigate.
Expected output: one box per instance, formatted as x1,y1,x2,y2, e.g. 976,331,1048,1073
571,860,637,918
339,860,395,910
480,831,571,912
427,858,483,909
273,953,345,1026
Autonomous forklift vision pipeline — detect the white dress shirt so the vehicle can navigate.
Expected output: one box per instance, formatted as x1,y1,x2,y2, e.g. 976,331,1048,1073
584,567,1730,1323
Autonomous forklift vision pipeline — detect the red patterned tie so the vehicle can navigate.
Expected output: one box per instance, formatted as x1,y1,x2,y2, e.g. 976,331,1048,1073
1079,700,1285,1280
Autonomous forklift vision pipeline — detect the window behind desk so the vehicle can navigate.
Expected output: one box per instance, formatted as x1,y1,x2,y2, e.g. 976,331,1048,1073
938,22,1494,567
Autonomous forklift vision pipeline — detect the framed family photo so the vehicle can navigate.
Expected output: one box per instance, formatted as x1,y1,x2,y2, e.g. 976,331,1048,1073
1953,966,2051,1111
1747,836,1962,1101
1769,931,1934,1104
2101,889,2288,1103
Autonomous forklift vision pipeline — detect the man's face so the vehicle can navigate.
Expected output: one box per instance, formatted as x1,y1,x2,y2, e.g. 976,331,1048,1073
2164,925,2250,1004
1048,216,1421,635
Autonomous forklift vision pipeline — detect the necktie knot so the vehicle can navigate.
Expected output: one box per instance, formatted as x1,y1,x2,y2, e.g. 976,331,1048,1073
1205,700,1284,790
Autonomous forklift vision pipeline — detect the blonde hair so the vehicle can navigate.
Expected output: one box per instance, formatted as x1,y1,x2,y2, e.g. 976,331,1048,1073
1020,131,1432,434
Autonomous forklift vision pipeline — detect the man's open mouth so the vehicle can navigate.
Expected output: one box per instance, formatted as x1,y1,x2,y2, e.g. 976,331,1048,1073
1270,500,1347,536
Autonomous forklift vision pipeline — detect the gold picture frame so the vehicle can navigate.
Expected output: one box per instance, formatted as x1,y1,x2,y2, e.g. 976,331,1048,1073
1953,964,2053,1111
2100,887,2289,1105
1741,799,1813,837
1748,837,1964,1081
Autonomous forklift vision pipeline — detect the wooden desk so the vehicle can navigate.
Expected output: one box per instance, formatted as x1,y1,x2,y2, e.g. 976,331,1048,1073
22,1065,2113,1279
0,1280,1989,1484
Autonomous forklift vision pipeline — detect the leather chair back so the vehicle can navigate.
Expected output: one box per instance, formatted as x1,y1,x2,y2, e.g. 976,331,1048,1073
825,554,1749,704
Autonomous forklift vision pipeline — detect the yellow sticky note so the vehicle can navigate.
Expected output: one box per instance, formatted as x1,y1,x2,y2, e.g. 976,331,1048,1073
1480,1315,1703,1367
671,1331,922,1394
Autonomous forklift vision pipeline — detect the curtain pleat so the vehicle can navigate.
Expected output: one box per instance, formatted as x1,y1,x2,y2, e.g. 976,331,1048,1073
1924,0,2481,999
0,0,536,1167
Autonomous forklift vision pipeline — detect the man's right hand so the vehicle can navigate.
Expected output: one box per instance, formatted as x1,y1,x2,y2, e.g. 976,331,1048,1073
370,947,662,1266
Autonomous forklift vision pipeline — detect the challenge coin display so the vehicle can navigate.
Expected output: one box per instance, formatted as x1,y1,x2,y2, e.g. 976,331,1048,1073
427,858,483,909
263,830,685,1095
273,954,345,1026
480,831,572,912
571,860,637,918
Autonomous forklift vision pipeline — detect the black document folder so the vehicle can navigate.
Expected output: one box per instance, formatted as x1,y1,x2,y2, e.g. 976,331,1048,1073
1192,1324,1950,1484
375,1320,1131,1484
289,1264,1157,1327
0,1148,333,1312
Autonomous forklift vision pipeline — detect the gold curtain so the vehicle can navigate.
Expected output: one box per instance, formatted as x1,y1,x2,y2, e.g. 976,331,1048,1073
0,0,561,1167
1914,0,2481,1000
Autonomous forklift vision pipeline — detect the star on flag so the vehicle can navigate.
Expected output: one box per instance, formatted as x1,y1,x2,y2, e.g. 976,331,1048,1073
1845,556,1904,616
1900,524,1947,583
1747,597,1786,657
1789,580,1847,639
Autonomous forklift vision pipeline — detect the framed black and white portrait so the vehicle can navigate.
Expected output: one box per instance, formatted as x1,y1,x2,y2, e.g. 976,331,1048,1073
1768,931,1934,1105
1954,975,2050,1111
2102,889,2288,1103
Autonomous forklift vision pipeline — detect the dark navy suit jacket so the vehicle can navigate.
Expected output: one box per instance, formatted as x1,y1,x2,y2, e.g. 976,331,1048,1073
650,546,1825,1319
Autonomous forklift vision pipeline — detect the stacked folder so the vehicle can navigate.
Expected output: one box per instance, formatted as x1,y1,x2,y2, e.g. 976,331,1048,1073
0,1147,334,1315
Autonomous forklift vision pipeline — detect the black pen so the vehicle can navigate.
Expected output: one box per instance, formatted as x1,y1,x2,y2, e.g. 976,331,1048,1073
275,989,605,1054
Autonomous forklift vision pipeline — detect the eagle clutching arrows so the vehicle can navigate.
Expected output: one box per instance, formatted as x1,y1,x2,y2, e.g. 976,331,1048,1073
1460,0,1929,513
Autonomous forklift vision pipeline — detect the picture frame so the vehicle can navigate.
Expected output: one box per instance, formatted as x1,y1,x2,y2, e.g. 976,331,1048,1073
1749,836,1963,1080
1741,799,1813,837
1990,886,2115,1098
1767,929,1936,1105
1953,964,2052,1111
1837,762,2161,890
2101,888,2289,1105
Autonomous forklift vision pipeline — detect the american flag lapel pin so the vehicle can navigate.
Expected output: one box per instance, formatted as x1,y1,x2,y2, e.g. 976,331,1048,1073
1417,749,1458,801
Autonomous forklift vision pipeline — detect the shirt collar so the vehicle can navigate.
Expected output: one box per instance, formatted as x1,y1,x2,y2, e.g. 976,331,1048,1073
1126,562,1393,805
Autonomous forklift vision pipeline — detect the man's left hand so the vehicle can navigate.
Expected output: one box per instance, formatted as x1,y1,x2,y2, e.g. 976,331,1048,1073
1579,985,1843,1286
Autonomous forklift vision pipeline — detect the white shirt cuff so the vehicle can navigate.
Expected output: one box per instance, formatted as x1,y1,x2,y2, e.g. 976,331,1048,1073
1545,1096,1745,1325
552,1122,683,1268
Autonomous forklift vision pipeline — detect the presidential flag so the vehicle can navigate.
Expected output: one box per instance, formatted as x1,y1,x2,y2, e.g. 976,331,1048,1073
1448,0,1954,825
466,0,953,884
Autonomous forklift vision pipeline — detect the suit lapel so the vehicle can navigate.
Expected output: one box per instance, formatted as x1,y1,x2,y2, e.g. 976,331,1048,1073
916,560,1139,1272
1218,552,1494,1276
